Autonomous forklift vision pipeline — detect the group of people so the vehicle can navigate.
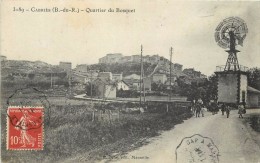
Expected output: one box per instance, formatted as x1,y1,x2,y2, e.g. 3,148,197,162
221,104,231,118
191,100,247,119
221,102,246,118
191,103,206,118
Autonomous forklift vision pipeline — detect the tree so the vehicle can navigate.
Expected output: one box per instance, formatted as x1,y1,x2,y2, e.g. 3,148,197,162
28,73,35,80
247,68,260,90
85,82,98,97
176,74,218,105
205,74,218,102
151,82,167,92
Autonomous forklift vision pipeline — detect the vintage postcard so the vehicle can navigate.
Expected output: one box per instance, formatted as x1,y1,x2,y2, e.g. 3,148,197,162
1,1,260,163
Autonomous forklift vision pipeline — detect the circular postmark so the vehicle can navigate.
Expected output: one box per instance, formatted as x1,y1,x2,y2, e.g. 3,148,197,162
176,134,219,163
6,87,51,124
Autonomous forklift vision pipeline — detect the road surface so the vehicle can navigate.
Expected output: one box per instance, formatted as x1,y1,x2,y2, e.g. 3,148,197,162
103,109,260,163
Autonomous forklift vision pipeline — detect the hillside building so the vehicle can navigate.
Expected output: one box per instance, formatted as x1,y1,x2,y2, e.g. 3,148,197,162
99,53,123,64
152,74,167,84
98,72,113,81
183,68,202,78
132,77,152,91
173,63,183,72
59,62,72,76
247,86,260,108
117,80,130,90
112,73,123,81
95,79,117,99
75,64,88,74
124,74,140,80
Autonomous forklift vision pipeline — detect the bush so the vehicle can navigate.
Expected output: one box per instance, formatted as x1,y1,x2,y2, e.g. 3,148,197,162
116,89,139,98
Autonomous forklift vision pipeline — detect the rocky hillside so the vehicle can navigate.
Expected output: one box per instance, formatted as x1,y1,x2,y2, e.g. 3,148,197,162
86,62,186,77
1,60,65,77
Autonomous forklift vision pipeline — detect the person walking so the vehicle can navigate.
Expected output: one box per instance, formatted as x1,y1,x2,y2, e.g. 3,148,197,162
226,106,230,118
238,103,245,118
221,104,226,115
196,104,201,118
201,106,206,117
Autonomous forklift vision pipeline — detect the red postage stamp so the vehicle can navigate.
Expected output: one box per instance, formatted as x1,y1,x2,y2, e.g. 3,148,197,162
7,106,44,150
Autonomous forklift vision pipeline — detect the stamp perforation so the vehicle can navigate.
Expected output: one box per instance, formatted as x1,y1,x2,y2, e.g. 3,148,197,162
6,106,44,150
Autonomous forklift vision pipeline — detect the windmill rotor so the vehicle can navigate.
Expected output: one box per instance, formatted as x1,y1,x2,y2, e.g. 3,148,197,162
215,16,248,50
215,17,248,71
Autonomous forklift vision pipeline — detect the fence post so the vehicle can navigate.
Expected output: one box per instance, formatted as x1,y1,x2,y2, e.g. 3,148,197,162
110,110,112,124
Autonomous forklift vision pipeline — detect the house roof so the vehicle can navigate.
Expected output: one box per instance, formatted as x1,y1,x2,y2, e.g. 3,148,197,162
248,86,260,94
123,79,139,86
94,78,115,85
118,80,130,86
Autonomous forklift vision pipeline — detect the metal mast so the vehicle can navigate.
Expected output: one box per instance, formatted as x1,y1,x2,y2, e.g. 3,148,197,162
90,71,93,102
169,47,173,102
224,31,240,71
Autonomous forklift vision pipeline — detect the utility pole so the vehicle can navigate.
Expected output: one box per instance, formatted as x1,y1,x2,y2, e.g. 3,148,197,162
141,47,146,102
90,71,93,102
88,70,95,102
139,45,143,108
68,72,72,96
169,47,173,102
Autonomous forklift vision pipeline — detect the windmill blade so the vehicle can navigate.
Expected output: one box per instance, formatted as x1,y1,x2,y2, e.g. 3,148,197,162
234,17,245,23
240,35,247,46
215,32,221,42
234,23,248,33
235,35,243,46
221,29,230,40
238,39,243,46
222,25,231,33
218,40,229,49
216,21,225,31
222,37,230,45
223,17,234,23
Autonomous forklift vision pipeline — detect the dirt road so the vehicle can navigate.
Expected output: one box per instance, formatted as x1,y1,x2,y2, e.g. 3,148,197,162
104,109,260,163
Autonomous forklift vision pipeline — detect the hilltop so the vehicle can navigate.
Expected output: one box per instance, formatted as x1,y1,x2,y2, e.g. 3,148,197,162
1,60,65,76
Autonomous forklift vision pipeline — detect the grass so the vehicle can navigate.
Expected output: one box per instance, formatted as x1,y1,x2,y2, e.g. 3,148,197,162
1,91,192,163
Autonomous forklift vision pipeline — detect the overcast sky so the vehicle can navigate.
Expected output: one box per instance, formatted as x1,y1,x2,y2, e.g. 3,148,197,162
1,1,260,75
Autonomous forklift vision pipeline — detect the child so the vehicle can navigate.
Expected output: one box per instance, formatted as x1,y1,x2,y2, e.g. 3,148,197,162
201,106,207,117
238,103,245,118
226,106,230,118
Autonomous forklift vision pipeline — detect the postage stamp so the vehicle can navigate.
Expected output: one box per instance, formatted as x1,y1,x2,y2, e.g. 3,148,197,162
175,134,219,163
7,106,44,150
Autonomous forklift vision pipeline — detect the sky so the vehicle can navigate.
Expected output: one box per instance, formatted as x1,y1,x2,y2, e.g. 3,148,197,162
1,1,260,75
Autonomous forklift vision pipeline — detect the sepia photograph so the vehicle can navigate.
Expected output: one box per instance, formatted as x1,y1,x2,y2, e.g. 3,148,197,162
1,1,260,163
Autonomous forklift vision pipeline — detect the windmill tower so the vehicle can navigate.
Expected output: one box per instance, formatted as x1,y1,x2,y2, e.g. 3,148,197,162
214,17,248,105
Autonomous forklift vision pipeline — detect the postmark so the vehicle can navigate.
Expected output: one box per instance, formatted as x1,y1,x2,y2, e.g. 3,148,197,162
176,134,219,163
7,106,44,150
